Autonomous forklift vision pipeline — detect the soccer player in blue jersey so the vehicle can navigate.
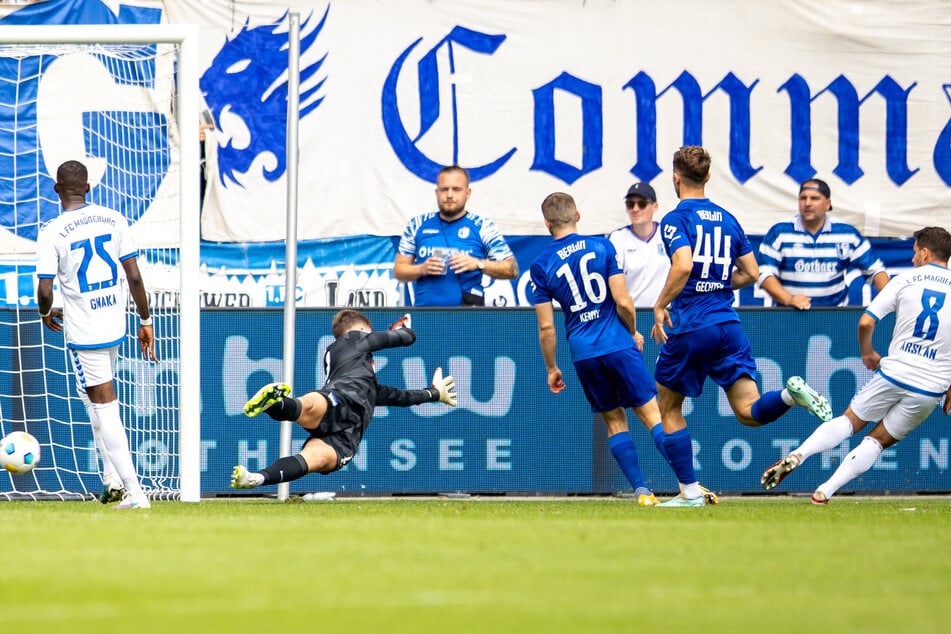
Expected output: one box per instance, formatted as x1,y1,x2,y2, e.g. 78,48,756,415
394,165,518,306
761,227,951,503
530,192,667,506
758,178,889,309
650,146,833,507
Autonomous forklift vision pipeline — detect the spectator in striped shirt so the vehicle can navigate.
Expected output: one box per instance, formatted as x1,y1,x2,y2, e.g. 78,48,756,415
757,179,890,309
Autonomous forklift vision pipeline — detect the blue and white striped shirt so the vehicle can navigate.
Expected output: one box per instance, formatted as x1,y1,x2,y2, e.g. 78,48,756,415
757,216,886,307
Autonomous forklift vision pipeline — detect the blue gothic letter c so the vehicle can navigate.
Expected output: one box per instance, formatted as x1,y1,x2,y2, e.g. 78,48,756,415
382,26,516,182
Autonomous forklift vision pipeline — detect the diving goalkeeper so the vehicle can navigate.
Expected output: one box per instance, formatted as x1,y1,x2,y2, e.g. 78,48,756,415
231,309,457,488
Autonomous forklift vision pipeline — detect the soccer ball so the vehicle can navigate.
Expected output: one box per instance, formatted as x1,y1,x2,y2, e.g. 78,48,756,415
0,431,41,475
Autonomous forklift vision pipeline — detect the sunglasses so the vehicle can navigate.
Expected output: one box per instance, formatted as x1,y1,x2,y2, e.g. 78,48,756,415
625,199,652,210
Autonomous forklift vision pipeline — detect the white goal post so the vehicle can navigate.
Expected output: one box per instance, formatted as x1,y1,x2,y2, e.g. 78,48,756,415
0,25,201,502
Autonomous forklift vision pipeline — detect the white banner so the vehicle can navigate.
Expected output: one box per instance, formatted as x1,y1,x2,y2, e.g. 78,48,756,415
166,0,951,241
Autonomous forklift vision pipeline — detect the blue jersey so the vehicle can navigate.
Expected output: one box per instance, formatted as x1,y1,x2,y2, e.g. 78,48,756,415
398,211,513,306
530,233,634,363
660,198,752,334
758,215,886,306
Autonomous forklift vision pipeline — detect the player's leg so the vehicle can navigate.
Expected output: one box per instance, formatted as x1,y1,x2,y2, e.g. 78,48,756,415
244,382,292,417
600,407,655,505
231,438,339,489
761,408,865,489
762,375,897,490
653,333,708,505
813,390,940,503
76,385,124,503
574,353,655,505
725,372,832,426
630,397,668,462
629,396,719,504
244,384,329,430
652,384,704,507
76,348,149,509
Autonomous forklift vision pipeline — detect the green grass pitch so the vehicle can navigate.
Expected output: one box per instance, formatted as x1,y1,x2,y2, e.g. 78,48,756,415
1,497,950,633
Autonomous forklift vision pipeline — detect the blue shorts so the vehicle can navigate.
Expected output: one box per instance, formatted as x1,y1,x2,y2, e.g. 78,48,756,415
573,347,657,413
654,321,758,397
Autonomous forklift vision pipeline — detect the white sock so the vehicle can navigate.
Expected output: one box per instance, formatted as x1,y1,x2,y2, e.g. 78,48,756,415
88,405,119,486
93,400,143,497
680,482,702,499
816,436,883,500
780,388,795,406
794,416,854,462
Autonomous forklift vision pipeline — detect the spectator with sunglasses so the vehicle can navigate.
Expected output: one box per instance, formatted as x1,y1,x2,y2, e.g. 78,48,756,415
608,182,671,307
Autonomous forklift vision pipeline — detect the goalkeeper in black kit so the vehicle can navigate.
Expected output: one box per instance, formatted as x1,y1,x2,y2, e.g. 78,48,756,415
231,309,457,489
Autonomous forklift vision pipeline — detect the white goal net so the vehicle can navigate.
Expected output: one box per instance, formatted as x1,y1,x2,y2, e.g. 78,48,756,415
0,25,200,501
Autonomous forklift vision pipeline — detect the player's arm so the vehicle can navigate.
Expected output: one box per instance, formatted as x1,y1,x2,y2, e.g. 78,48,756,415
731,252,759,290
871,270,890,292
35,277,63,332
359,327,417,352
651,245,691,344
534,301,565,394
857,312,881,371
609,273,643,351
121,256,157,361
942,386,951,416
376,368,457,407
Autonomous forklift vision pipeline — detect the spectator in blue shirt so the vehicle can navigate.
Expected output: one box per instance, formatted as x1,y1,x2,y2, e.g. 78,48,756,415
394,165,518,306
757,179,889,309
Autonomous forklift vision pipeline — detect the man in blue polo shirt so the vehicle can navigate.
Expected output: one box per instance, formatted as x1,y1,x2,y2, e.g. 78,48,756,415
757,178,889,309
394,165,518,306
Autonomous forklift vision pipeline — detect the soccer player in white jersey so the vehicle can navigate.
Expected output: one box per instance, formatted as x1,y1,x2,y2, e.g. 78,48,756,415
36,160,157,510
761,227,951,503
608,182,670,307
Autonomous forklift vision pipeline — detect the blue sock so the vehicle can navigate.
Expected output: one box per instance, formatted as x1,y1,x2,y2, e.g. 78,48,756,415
663,428,697,485
608,432,649,492
650,423,670,463
750,390,791,424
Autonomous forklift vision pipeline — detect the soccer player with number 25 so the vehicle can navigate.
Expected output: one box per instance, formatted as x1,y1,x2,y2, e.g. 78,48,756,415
36,160,157,510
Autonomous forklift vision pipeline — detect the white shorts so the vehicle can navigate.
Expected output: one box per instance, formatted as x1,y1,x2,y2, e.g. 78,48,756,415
68,346,119,394
850,373,941,441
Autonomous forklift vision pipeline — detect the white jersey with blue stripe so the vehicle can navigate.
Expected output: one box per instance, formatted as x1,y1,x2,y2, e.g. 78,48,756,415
36,204,137,349
758,216,886,306
607,222,670,308
865,263,951,396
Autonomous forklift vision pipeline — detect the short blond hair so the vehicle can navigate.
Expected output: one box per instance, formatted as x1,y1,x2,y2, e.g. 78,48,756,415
540,192,577,229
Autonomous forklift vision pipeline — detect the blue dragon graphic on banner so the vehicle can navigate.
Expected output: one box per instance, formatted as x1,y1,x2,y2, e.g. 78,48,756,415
0,0,164,242
199,7,328,188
